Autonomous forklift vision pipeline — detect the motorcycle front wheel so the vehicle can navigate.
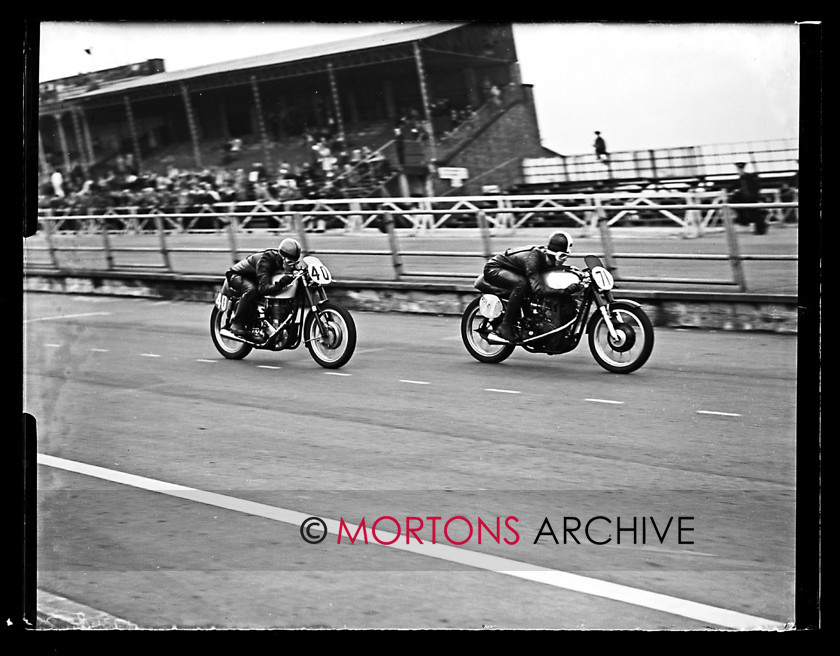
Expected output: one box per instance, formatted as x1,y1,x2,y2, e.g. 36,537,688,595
304,301,356,369
461,298,515,364
210,306,253,360
588,303,654,374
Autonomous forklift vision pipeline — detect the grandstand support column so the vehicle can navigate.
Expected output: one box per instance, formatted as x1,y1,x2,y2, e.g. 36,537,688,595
122,96,143,172
180,83,203,169
37,130,50,179
412,42,437,163
326,63,346,142
53,113,72,173
464,68,480,108
383,80,396,121
219,100,230,141
70,108,89,177
78,107,96,169
249,75,271,168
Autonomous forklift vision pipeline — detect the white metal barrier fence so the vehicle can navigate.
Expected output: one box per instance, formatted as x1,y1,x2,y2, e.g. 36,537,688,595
31,193,798,292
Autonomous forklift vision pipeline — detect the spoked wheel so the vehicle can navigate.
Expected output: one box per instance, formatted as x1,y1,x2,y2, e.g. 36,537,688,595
304,301,356,369
460,298,515,364
210,306,252,360
588,303,654,373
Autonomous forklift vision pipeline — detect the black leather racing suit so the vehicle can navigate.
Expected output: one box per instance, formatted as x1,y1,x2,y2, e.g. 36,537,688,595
227,249,295,328
483,246,558,326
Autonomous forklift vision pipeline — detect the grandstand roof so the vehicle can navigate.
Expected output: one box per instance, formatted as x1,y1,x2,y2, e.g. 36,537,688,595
75,22,468,100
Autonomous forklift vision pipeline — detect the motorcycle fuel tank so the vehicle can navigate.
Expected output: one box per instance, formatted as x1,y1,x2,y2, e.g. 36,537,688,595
264,276,299,299
542,269,582,291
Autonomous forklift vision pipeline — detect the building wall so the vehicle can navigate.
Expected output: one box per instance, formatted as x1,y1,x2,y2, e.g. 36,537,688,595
433,87,544,196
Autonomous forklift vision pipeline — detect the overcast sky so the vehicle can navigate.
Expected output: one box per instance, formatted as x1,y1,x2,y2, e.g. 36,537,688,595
35,21,803,156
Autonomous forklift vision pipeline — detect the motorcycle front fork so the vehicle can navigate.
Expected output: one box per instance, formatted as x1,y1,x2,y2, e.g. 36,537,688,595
593,292,622,341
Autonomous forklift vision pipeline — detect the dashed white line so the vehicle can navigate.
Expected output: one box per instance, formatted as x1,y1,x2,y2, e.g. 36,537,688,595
485,388,521,394
585,398,625,405
400,380,430,385
140,353,161,358
44,343,61,348
697,410,742,417
324,372,352,376
89,348,109,353
257,365,281,370
196,359,217,363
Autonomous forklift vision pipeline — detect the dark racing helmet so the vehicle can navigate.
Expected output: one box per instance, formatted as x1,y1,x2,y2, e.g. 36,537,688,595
278,238,301,262
546,231,573,263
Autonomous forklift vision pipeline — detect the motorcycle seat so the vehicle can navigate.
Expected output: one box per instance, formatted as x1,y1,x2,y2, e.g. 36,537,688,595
473,274,510,297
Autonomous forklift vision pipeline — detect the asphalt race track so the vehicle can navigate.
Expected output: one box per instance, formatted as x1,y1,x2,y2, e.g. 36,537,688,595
25,292,798,630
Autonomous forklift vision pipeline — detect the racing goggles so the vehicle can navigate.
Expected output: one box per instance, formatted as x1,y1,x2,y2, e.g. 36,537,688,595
546,248,569,263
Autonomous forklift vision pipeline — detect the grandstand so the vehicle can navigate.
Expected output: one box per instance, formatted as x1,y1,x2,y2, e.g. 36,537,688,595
38,22,799,202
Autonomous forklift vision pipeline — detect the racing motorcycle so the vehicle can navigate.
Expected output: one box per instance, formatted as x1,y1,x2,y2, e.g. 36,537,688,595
461,254,654,373
210,255,356,369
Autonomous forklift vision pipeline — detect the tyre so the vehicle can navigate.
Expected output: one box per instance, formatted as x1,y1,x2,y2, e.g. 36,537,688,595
461,297,515,364
210,306,252,360
588,302,654,373
304,301,356,369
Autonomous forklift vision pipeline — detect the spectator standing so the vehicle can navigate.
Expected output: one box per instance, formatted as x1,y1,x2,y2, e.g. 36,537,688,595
593,131,609,162
730,162,766,235
490,84,502,106
50,167,65,198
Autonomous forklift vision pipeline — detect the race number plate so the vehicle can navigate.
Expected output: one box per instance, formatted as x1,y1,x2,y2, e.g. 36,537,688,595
303,256,333,285
479,294,503,319
215,293,228,311
590,266,615,291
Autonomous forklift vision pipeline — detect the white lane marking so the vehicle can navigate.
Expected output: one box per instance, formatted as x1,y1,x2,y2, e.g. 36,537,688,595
585,398,625,405
355,348,385,354
89,348,109,353
324,372,352,376
399,380,430,385
37,453,786,631
196,359,217,363
24,312,111,323
697,410,742,417
485,388,521,394
257,365,282,370
45,344,61,348
140,353,161,358
440,335,463,341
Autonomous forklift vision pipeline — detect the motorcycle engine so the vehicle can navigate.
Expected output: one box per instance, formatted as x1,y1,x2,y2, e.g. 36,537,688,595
262,299,296,349
521,297,579,351
265,299,294,328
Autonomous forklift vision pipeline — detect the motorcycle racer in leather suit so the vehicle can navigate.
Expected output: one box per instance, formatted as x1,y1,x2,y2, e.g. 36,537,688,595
227,238,302,336
483,231,580,342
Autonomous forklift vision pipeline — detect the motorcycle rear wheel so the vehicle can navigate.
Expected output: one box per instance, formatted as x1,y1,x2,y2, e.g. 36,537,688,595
210,306,253,360
588,304,654,374
461,298,515,364
304,301,356,369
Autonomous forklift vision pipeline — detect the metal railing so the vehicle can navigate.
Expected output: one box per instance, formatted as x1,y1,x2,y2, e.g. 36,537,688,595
521,138,799,187
29,193,798,293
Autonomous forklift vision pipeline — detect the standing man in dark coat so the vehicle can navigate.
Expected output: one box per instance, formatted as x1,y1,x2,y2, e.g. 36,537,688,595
730,162,766,235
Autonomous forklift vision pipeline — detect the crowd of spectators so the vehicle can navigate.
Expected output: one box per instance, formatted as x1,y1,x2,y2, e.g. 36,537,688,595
38,144,394,215
38,98,491,215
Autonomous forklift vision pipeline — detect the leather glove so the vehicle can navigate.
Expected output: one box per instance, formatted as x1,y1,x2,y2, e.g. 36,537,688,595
269,274,293,293
565,282,582,295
